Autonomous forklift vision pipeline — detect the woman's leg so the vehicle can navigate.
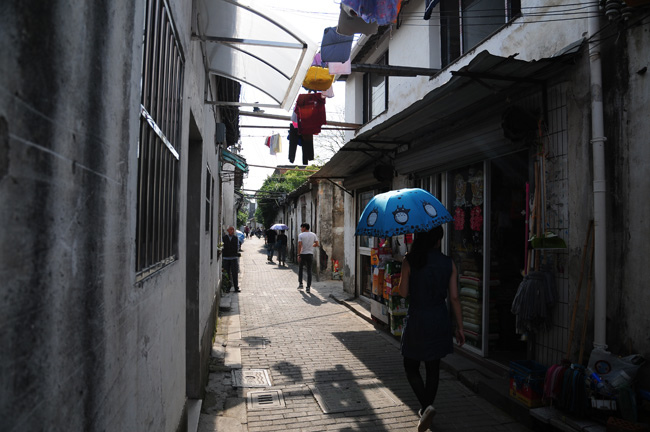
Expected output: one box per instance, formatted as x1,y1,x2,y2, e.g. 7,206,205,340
423,359,441,407
403,357,427,411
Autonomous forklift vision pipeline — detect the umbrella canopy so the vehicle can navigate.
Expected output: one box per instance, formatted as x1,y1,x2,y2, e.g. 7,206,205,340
270,223,288,230
355,188,453,237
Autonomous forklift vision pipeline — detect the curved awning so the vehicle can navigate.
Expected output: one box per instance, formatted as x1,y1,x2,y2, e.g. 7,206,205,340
195,0,317,110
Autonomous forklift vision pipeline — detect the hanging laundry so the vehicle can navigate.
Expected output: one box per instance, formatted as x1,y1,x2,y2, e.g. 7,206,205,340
288,124,299,163
320,27,354,63
424,0,441,20
265,136,271,148
271,133,282,154
337,4,379,36
291,110,298,128
341,0,401,26
327,59,352,75
301,134,314,165
320,85,335,98
295,93,326,135
269,134,276,155
303,66,335,91
312,52,323,67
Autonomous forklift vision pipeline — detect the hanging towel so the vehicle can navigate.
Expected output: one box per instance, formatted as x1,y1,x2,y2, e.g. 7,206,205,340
265,136,271,148
337,4,379,36
327,59,352,75
321,27,354,63
295,93,326,135
269,134,276,155
272,133,282,153
424,0,442,20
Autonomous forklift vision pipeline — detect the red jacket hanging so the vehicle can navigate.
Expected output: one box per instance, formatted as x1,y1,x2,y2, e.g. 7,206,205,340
295,93,326,135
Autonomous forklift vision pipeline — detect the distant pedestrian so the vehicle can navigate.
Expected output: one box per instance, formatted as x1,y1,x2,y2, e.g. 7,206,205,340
222,226,241,292
398,226,464,432
297,223,319,293
244,226,250,239
276,230,288,266
265,227,277,263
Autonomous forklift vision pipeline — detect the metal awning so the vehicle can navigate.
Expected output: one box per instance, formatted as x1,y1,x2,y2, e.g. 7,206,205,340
221,148,248,173
313,45,584,181
195,0,317,110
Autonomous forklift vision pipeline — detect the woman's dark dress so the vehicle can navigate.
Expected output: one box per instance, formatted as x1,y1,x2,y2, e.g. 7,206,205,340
401,249,454,361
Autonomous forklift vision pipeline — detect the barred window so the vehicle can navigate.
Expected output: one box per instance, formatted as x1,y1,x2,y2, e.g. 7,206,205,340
136,0,184,278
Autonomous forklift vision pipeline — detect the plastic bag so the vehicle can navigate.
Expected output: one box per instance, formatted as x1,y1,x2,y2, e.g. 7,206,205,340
588,347,645,389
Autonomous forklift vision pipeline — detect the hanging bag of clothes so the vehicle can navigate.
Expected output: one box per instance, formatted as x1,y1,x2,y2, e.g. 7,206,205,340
302,66,335,91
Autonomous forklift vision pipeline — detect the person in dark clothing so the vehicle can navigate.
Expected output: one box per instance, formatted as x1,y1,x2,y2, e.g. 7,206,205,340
265,228,277,262
276,230,288,266
398,226,464,432
222,226,240,292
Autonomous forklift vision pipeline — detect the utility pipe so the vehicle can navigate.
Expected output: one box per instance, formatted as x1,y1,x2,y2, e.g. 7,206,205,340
587,2,608,349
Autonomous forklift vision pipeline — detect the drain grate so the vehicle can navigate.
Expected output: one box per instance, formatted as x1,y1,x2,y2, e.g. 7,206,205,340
247,390,286,410
308,378,401,414
229,338,269,349
232,369,272,388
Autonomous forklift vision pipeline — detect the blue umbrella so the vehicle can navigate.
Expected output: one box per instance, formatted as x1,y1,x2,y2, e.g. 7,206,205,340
270,223,288,230
355,188,453,237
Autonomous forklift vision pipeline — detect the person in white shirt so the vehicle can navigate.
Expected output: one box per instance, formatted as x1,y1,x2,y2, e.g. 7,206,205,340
297,223,319,293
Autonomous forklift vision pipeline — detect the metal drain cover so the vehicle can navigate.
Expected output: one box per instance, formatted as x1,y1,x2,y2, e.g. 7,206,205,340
229,338,269,349
232,369,272,388
247,390,286,410
308,378,401,414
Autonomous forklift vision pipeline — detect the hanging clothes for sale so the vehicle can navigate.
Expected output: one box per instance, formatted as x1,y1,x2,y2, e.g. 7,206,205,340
424,0,441,20
337,4,379,36
341,0,401,26
320,27,354,63
295,93,326,135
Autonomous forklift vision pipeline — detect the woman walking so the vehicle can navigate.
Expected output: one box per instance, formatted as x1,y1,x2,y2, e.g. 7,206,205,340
398,226,465,432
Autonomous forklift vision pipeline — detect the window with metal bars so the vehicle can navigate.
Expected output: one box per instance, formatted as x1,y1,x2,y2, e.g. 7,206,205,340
136,0,184,278
440,0,521,67
362,51,389,124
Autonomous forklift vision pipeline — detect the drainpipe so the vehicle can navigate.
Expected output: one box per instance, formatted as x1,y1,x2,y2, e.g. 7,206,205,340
587,2,608,350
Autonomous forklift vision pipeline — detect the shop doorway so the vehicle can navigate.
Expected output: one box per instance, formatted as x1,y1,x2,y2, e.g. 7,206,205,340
448,151,528,364
488,151,528,364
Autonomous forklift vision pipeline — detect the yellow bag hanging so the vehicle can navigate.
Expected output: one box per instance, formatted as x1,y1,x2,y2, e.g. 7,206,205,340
302,66,335,91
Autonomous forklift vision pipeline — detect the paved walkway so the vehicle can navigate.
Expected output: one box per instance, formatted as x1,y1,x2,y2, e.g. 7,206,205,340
197,236,533,432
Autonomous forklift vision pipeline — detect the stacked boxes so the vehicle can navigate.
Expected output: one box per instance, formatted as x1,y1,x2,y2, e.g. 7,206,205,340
509,360,547,408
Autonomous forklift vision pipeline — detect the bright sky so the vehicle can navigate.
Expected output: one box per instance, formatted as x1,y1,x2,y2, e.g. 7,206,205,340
238,0,349,196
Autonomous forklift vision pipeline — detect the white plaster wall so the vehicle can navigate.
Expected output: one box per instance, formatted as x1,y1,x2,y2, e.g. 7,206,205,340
346,0,590,134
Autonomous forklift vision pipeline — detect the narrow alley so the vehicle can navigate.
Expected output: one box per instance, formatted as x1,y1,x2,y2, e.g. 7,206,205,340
197,236,533,432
